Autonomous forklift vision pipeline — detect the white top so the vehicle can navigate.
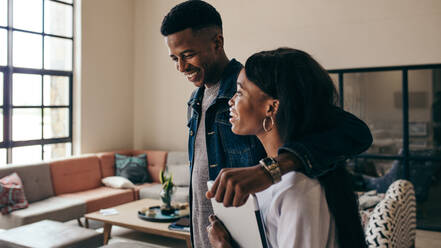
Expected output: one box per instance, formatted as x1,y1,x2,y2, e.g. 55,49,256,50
256,172,339,248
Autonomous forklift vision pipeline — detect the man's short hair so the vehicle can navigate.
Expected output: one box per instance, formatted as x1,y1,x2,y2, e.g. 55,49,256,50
160,0,222,36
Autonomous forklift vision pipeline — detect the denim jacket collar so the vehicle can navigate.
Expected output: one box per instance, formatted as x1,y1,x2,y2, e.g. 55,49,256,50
187,59,242,108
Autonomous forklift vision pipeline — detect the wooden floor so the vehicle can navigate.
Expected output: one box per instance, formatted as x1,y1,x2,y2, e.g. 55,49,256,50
416,229,441,248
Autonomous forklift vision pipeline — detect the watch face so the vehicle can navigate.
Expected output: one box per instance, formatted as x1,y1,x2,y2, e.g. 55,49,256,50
262,157,275,165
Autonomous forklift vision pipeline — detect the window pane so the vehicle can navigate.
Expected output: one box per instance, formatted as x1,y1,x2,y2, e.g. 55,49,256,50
43,142,71,160
344,71,403,155
0,72,3,105
45,0,73,37
43,108,69,138
44,36,72,70
0,148,6,165
408,69,441,151
57,0,73,4
0,109,3,142
13,0,42,32
12,108,42,141
13,73,42,106
0,0,6,27
329,73,339,92
12,145,42,164
13,31,42,69
44,75,69,106
0,28,6,66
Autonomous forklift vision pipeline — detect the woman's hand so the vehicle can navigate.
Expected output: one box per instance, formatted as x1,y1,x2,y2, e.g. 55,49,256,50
207,214,234,248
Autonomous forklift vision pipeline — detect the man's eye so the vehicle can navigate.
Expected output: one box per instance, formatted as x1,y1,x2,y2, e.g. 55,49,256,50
171,57,178,62
183,54,194,59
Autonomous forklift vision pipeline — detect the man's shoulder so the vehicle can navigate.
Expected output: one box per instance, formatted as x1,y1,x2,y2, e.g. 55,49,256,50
218,59,243,99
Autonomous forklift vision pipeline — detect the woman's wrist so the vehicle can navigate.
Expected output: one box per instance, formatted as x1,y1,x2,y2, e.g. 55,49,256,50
276,152,304,175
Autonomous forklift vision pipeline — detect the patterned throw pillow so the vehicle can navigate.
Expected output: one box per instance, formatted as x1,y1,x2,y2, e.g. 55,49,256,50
0,172,29,214
115,154,150,184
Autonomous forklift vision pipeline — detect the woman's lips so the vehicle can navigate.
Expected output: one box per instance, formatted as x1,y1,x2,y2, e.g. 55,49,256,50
229,108,238,123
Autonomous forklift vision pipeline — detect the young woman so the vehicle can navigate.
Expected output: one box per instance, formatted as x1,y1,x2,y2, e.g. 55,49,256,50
207,48,366,248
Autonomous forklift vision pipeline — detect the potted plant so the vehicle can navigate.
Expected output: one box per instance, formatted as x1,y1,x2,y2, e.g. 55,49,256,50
159,170,175,215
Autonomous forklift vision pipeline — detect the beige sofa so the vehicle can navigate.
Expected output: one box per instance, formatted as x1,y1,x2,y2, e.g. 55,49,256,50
0,150,189,229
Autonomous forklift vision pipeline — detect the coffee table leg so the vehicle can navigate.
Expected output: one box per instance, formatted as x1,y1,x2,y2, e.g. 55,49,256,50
185,236,192,248
103,223,112,245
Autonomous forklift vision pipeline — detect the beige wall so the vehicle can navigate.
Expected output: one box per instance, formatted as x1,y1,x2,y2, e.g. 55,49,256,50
77,0,441,153
75,0,134,154
132,0,441,152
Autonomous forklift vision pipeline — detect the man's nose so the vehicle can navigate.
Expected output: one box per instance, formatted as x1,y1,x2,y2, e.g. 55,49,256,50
177,59,187,72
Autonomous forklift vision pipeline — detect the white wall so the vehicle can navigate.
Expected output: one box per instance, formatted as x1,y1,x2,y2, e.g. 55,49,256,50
130,0,441,152
75,0,134,154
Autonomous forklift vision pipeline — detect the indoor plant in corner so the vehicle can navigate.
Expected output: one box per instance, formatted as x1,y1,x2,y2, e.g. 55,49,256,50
159,170,176,215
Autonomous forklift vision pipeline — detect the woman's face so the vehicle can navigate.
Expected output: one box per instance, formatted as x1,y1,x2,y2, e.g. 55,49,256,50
228,69,271,135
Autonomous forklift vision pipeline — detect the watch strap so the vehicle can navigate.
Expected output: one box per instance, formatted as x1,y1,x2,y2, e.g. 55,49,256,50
259,157,282,183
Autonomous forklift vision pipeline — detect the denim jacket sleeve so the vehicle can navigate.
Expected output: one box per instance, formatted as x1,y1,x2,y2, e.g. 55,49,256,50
278,107,373,178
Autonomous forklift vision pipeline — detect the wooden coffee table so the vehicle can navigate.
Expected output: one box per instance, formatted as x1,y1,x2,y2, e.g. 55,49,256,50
84,198,191,247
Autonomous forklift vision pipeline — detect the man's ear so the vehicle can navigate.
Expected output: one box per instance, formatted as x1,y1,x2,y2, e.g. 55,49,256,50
213,33,224,51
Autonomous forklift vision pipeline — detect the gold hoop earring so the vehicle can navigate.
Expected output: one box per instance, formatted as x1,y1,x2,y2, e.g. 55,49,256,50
263,117,274,132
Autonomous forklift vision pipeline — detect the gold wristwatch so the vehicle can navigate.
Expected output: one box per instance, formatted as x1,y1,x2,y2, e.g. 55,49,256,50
259,157,282,183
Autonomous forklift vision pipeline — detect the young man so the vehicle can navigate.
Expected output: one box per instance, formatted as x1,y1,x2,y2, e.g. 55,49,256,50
160,1,372,247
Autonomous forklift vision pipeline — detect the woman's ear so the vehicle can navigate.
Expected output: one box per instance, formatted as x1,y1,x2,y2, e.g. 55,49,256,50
271,99,280,116
266,99,280,116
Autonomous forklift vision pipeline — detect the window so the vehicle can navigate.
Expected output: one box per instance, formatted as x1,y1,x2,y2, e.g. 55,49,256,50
329,65,441,231
0,0,73,164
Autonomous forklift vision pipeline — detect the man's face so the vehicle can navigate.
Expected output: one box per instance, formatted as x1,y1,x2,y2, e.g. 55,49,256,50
165,28,220,87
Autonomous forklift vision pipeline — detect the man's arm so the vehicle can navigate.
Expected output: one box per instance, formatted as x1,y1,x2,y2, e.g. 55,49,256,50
207,108,372,206
280,106,373,178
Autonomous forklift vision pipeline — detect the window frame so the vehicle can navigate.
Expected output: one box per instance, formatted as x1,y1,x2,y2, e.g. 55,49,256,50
329,63,441,231
0,0,74,163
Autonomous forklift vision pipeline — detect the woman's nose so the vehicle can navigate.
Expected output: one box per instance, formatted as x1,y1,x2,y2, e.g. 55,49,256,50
228,96,235,106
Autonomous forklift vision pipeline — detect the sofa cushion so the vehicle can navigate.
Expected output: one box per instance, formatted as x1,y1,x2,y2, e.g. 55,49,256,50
115,154,150,184
166,151,189,165
0,220,103,248
50,155,102,195
0,196,86,229
0,173,28,214
59,186,134,213
166,152,190,187
138,184,189,203
167,164,190,187
132,182,157,200
102,176,135,189
97,150,167,183
134,150,167,184
0,162,54,203
97,150,133,178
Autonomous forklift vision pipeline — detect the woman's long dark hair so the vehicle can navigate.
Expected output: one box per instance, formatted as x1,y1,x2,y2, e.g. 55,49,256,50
245,48,367,248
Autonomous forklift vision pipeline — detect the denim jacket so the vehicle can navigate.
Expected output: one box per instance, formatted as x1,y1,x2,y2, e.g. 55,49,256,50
187,59,372,179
